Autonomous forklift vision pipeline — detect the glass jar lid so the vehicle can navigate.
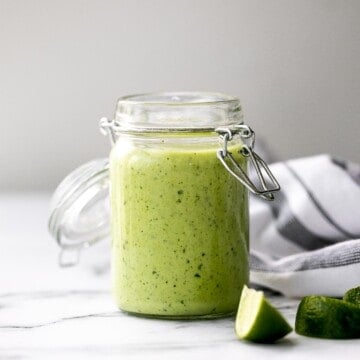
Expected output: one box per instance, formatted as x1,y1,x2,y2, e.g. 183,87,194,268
48,158,110,266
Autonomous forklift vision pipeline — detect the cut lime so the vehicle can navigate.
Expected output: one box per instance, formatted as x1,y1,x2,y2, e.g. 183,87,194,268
295,295,360,339
235,285,292,343
343,286,360,306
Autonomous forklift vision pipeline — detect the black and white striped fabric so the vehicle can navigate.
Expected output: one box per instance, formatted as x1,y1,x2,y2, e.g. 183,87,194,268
249,154,360,298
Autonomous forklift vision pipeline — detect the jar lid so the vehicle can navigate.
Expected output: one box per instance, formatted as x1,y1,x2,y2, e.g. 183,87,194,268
48,158,110,266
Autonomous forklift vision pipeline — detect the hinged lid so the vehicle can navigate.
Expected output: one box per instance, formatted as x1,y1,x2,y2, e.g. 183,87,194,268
48,158,110,266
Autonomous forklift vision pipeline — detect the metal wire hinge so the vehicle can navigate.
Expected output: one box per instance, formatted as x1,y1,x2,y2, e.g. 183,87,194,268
99,117,118,145
216,124,280,201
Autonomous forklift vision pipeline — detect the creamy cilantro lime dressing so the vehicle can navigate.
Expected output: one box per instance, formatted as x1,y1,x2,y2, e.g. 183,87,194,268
110,138,249,317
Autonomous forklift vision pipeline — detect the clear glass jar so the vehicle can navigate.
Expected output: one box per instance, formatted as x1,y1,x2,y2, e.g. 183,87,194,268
48,92,279,319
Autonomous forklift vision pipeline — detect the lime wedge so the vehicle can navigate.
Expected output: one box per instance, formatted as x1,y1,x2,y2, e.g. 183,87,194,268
295,295,360,339
343,286,360,306
235,285,292,343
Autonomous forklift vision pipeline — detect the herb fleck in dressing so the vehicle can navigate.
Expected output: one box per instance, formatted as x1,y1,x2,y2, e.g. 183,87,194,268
110,141,249,317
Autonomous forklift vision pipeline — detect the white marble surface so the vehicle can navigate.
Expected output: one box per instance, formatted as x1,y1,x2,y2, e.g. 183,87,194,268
1,193,359,359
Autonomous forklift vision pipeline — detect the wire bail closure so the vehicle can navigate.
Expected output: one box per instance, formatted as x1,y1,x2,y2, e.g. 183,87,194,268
99,117,118,145
216,124,280,201
100,118,280,201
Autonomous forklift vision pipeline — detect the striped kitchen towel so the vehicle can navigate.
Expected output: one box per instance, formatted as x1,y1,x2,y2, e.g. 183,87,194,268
249,154,360,298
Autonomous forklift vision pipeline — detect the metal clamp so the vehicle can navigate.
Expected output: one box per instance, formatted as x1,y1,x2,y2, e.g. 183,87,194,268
216,124,280,201
99,117,117,145
100,118,279,200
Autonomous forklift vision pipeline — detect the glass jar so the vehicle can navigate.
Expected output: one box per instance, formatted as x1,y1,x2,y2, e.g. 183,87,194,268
48,92,279,319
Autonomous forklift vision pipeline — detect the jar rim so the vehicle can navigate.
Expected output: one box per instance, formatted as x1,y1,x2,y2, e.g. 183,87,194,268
117,91,240,107
111,91,243,133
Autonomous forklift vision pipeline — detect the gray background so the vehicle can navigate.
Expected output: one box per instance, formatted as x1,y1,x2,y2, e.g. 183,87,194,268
1,0,359,191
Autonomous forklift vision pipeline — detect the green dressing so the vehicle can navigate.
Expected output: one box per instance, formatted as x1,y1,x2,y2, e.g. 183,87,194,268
110,140,249,318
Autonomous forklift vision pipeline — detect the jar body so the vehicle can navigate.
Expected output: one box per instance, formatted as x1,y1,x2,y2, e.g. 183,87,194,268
110,134,249,318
